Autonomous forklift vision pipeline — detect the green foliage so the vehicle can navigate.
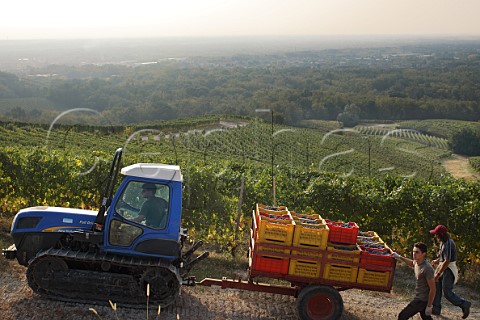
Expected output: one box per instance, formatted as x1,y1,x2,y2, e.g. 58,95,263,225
469,157,480,172
0,147,109,213
337,104,361,127
296,119,342,132
0,118,479,271
451,127,480,156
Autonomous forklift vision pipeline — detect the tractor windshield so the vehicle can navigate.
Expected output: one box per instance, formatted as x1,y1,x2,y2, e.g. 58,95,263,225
115,181,170,229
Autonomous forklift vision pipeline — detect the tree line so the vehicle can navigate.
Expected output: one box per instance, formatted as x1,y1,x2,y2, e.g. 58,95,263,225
1,43,480,126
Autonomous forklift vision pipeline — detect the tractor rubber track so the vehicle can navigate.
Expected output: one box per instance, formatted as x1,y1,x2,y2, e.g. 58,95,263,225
26,247,180,309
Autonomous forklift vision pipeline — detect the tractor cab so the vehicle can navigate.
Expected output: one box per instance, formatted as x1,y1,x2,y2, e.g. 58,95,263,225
101,162,184,260
6,148,187,265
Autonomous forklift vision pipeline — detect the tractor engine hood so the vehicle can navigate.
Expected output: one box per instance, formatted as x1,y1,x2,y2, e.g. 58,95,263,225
11,206,98,234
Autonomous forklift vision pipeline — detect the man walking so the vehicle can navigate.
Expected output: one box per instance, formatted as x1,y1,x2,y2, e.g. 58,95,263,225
392,242,436,320
430,224,471,319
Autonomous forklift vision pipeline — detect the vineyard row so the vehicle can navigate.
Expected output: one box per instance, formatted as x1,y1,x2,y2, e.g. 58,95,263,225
0,147,479,268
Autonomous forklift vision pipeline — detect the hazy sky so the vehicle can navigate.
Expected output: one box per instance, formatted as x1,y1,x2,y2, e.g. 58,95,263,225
2,0,479,40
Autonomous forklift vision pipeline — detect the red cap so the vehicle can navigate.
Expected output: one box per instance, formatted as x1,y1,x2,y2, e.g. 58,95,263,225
430,225,447,235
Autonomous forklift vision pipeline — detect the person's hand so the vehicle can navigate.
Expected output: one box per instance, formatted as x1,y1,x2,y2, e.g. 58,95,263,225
391,252,401,259
425,306,433,316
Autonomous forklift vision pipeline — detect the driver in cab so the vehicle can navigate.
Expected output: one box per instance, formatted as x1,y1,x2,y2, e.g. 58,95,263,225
134,183,168,228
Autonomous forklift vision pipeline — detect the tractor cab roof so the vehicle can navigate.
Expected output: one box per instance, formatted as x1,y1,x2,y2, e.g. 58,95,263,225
121,163,183,182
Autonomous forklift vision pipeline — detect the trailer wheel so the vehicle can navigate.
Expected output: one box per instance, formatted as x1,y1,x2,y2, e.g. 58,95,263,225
296,285,343,320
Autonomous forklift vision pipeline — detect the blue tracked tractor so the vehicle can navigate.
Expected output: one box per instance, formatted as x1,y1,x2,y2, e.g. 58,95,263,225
3,148,399,319
2,148,208,307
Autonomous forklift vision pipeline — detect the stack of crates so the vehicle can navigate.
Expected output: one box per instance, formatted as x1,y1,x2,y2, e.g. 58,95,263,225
288,212,329,278
251,204,295,275
250,204,395,290
324,242,361,283
356,230,395,287
322,219,360,282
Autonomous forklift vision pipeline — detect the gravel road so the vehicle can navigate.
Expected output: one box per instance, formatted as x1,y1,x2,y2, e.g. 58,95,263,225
1,261,478,320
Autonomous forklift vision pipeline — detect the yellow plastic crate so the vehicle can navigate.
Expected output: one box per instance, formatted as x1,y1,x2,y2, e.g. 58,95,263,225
256,203,288,215
257,216,295,245
327,243,361,263
357,237,384,245
357,238,389,251
289,259,322,278
357,231,382,244
357,268,390,287
291,212,322,220
293,223,329,250
324,264,358,283
358,230,380,239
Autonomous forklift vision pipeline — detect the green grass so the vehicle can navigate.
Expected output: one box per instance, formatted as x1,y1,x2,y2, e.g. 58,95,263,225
190,249,250,281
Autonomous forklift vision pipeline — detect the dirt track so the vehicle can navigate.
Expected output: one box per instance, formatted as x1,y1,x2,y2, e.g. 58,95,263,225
441,154,480,182
1,261,478,320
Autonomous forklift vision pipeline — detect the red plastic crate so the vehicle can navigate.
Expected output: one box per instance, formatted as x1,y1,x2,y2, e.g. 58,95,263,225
360,247,394,267
251,251,290,274
325,220,359,245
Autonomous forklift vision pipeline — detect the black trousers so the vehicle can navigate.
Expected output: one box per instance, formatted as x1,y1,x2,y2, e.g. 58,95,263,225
398,299,433,320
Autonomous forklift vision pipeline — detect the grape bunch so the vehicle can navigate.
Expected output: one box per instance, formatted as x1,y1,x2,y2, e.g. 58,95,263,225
366,248,390,256
358,236,377,243
259,212,291,221
264,206,285,211
295,217,321,225
363,242,386,249
294,214,319,220
330,222,353,229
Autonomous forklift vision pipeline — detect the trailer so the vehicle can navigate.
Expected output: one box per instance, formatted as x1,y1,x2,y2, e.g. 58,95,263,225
199,209,396,320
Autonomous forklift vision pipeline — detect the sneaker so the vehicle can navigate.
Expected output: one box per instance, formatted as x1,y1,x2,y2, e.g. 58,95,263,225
432,309,441,315
462,300,471,319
